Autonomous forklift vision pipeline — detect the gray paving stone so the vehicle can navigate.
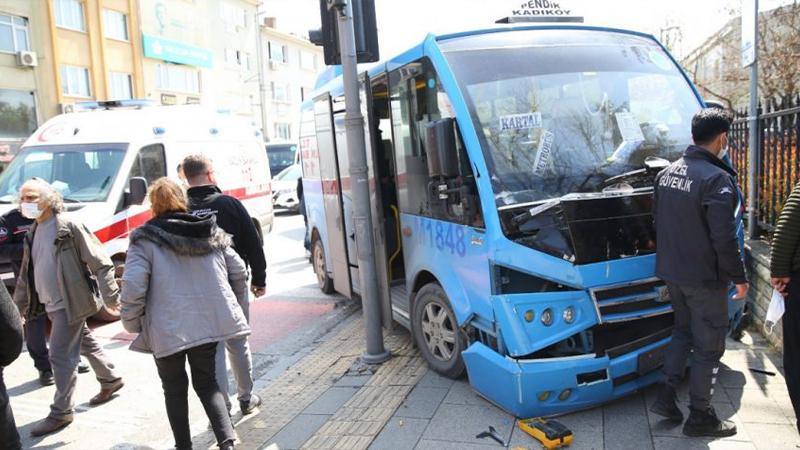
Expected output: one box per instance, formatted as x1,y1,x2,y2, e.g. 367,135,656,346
394,386,449,419
741,422,800,450
555,406,604,432
421,403,514,447
414,439,500,450
441,380,494,407
726,387,793,425
417,371,456,389
653,436,757,450
301,387,359,415
269,414,331,450
369,417,429,450
604,403,654,450
602,392,647,417
334,375,371,388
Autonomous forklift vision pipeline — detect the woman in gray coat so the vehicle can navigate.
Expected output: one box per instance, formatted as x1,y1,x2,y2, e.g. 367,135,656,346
120,178,249,450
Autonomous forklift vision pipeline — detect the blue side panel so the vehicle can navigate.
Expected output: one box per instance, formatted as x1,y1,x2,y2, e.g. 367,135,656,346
400,213,490,324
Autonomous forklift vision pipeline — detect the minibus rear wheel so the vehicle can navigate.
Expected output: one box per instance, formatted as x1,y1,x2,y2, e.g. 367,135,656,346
312,238,334,294
412,283,465,379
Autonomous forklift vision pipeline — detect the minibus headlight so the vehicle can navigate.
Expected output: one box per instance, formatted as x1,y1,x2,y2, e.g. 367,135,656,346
563,306,575,324
524,310,535,322
537,391,551,402
541,308,553,326
558,389,572,401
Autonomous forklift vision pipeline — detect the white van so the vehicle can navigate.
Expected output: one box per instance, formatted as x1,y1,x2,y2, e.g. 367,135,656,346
0,101,273,319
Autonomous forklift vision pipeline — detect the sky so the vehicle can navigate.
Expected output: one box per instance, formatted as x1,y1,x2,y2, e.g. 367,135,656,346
261,0,793,60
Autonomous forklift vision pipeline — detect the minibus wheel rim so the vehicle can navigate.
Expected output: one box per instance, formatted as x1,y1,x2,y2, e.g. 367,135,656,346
421,303,456,361
313,241,326,287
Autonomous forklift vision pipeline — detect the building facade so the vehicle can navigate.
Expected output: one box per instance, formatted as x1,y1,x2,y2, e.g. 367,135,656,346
260,22,323,143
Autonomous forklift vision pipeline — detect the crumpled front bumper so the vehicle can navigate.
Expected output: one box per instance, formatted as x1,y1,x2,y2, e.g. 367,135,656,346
462,337,668,418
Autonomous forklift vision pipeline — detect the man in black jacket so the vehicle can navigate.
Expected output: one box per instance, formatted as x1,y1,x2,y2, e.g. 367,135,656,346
650,108,748,438
0,279,23,449
183,154,265,415
0,208,52,385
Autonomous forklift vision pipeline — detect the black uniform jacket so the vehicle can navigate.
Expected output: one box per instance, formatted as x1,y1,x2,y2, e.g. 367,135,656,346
187,185,267,288
0,209,33,279
654,145,747,288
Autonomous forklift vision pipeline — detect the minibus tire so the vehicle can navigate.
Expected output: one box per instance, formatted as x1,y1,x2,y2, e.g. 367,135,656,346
412,283,465,379
313,239,334,294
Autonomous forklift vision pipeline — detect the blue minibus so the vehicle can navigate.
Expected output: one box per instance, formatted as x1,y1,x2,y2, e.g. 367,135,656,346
299,24,746,418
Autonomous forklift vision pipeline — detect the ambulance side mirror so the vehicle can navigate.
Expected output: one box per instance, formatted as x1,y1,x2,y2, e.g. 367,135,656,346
425,118,459,179
127,177,148,206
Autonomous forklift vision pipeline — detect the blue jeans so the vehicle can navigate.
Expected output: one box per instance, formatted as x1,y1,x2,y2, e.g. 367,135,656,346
25,314,51,372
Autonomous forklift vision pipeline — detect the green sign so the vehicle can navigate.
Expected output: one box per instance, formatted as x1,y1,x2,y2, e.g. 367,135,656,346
142,34,213,68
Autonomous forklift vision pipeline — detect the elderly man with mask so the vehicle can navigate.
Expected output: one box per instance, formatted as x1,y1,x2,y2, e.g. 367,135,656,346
13,179,124,437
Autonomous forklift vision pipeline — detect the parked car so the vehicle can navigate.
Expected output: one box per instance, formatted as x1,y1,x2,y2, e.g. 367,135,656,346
272,163,301,212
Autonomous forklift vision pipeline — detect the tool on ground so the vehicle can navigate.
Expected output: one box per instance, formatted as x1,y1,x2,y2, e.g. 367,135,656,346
476,425,505,446
518,418,573,449
749,368,777,376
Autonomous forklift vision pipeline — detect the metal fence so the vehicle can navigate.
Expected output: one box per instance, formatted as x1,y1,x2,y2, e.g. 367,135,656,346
728,95,800,236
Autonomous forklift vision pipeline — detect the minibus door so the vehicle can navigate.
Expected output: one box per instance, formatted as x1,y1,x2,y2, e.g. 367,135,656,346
313,94,352,298
361,72,394,328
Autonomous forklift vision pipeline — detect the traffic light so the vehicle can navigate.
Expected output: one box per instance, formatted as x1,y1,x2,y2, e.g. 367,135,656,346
308,0,379,66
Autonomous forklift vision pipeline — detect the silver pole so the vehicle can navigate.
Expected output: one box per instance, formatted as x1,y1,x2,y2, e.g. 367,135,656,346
255,6,269,140
335,0,390,364
747,0,759,239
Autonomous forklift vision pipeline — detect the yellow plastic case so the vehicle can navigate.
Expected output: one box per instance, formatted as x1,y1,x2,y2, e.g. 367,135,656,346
518,418,574,449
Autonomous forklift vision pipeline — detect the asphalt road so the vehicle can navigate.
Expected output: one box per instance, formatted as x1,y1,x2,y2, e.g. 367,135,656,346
5,212,357,449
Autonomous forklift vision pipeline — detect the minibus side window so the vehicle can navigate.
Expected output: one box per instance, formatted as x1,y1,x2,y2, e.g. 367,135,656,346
389,58,483,228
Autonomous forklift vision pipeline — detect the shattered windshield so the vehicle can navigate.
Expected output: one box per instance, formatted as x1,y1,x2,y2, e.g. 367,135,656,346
441,29,701,207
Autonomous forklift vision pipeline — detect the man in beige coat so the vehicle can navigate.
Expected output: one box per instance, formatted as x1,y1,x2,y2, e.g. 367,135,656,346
14,179,123,437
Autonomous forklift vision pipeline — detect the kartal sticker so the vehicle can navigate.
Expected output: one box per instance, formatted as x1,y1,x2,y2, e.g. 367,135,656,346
500,112,542,131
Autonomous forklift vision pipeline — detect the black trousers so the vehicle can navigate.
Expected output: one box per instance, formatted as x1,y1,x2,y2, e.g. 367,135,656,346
784,275,800,423
25,314,51,372
0,368,21,450
154,342,234,449
663,283,729,411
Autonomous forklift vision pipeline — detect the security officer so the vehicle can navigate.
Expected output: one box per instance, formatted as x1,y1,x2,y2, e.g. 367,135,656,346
650,108,748,438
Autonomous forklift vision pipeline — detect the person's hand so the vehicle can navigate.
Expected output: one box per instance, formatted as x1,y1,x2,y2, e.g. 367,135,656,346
732,283,749,300
251,285,266,298
771,277,790,295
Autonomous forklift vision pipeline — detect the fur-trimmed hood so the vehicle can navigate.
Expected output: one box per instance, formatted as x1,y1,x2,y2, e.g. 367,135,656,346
129,212,231,256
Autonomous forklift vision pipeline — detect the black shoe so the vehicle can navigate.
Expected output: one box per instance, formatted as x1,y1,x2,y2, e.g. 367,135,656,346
650,385,683,422
683,406,737,437
38,370,54,386
240,393,262,415
78,361,90,374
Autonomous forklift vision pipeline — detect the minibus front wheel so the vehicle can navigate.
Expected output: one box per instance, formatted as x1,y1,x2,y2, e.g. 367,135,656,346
412,283,466,379
312,238,334,294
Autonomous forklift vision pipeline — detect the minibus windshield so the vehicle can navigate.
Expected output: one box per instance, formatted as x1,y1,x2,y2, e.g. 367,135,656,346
0,143,127,203
442,30,701,207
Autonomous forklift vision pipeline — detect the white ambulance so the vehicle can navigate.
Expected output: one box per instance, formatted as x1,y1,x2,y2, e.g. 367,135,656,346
0,100,273,320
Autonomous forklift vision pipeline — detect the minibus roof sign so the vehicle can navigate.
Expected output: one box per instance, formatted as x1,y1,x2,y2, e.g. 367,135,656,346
498,0,583,24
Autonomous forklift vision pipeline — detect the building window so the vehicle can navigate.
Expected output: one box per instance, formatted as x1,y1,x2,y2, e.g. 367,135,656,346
221,3,246,33
103,9,128,41
274,123,291,140
109,72,132,100
155,64,200,94
300,50,316,71
268,41,288,64
0,14,29,53
0,89,37,139
53,0,86,31
60,65,91,97
270,82,290,102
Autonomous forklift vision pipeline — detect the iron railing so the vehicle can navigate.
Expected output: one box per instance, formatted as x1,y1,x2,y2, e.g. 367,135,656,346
728,95,800,235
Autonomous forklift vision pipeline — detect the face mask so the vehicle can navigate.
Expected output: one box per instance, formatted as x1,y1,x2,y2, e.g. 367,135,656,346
20,202,42,219
718,146,729,160
764,288,785,335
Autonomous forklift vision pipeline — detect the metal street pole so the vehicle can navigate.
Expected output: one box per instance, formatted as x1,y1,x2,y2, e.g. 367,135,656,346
255,5,269,140
747,0,759,239
334,0,390,364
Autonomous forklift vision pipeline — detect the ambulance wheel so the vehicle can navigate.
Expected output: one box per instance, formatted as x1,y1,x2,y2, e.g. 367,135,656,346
93,259,124,322
313,238,334,294
412,283,465,379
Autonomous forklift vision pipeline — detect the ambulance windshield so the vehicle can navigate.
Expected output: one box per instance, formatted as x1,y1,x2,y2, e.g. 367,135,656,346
441,29,701,207
0,143,127,203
